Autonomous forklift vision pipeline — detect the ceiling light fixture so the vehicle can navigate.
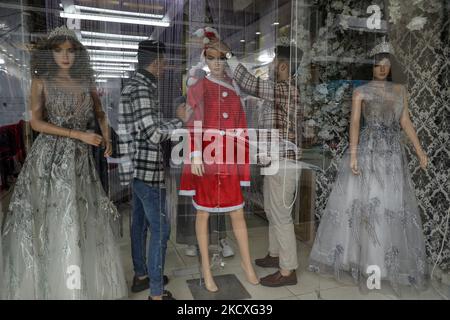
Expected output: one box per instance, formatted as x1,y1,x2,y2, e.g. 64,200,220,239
90,56,138,63
73,5,164,19
257,52,275,63
81,31,150,41
93,66,135,72
96,73,129,79
88,49,137,56
60,12,170,27
92,62,133,67
82,40,139,50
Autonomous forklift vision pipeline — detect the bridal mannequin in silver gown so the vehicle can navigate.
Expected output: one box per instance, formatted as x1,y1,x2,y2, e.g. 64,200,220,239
1,30,128,299
308,52,429,294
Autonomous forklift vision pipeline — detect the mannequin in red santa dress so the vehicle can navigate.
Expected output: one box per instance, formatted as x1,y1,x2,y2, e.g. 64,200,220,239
179,30,259,292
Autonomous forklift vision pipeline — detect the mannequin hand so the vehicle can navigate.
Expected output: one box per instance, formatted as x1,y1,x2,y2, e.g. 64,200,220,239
104,140,113,157
350,156,360,175
77,131,103,147
191,156,205,176
417,150,428,170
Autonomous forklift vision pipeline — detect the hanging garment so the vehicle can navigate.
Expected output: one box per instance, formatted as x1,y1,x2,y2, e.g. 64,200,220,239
0,121,26,191
308,82,429,294
179,76,250,213
1,80,128,299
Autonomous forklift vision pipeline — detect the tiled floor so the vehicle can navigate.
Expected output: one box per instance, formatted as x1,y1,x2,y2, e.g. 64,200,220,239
114,204,446,300
0,196,446,301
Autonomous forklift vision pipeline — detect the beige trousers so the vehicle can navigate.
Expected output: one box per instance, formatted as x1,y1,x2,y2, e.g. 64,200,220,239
263,160,300,270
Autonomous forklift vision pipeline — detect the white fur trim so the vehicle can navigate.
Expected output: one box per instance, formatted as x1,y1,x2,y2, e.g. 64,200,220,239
192,200,245,213
190,151,202,159
179,190,196,196
240,181,251,187
187,77,198,87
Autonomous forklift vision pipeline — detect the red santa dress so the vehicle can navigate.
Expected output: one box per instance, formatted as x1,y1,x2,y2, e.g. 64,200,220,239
179,75,250,213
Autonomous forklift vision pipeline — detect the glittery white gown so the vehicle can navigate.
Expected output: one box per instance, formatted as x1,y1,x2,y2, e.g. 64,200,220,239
308,82,429,293
1,82,128,299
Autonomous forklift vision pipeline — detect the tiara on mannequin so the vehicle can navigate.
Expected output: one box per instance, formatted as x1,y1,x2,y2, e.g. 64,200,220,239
48,26,78,40
369,37,394,57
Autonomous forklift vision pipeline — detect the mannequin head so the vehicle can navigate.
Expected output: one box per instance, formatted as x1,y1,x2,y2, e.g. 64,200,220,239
372,53,392,81
204,47,226,79
52,40,75,71
31,35,93,82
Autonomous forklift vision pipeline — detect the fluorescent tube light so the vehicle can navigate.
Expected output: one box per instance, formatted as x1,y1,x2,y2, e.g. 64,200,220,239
96,73,129,79
88,49,137,56
82,40,138,50
75,5,164,19
59,3,164,20
90,56,138,63
60,12,170,27
81,31,150,41
258,52,275,63
92,62,133,67
93,66,135,72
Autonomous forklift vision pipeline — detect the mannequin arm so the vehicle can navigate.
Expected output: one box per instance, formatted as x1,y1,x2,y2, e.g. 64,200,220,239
91,88,112,156
349,89,363,175
399,85,428,169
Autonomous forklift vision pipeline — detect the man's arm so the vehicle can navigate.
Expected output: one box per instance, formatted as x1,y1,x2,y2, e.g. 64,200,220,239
233,64,279,102
206,40,278,102
131,86,183,145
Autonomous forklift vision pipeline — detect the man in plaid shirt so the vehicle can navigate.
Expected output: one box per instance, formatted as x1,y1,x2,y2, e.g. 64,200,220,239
207,43,303,287
117,40,186,300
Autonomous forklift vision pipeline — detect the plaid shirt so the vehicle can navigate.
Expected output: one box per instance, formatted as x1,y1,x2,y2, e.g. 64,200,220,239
234,64,303,160
117,70,182,186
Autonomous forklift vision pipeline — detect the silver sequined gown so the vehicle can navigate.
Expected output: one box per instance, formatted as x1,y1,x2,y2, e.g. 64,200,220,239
1,81,128,299
308,82,429,293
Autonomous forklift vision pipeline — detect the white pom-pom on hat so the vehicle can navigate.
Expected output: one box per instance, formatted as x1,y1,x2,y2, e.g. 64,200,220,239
203,38,210,44
193,28,205,38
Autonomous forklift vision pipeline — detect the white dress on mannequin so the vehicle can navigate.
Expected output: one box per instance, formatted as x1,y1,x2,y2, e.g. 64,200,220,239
308,82,429,294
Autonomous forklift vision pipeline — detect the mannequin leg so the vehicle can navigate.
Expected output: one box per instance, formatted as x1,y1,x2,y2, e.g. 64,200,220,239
195,210,218,292
229,208,259,285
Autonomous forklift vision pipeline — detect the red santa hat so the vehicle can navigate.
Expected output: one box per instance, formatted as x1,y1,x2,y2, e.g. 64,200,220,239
193,27,220,48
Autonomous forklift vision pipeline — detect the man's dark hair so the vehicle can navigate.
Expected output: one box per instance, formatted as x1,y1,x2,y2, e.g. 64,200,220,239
275,45,303,76
137,40,166,69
